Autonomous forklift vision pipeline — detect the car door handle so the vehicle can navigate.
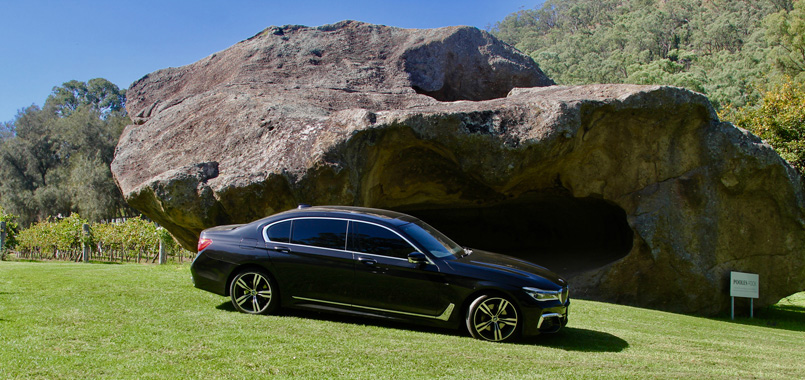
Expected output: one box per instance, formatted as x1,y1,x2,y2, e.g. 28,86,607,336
273,246,291,253
359,258,377,266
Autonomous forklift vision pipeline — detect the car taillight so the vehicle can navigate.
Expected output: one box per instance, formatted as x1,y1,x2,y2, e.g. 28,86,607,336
198,238,212,252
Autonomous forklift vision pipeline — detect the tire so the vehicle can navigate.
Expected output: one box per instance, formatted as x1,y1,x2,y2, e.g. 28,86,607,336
229,270,279,315
466,294,520,342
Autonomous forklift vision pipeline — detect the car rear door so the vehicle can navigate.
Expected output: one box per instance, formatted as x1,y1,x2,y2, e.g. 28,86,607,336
264,218,354,305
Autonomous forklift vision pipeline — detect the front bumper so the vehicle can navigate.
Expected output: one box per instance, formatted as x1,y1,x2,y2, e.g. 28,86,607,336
521,301,569,336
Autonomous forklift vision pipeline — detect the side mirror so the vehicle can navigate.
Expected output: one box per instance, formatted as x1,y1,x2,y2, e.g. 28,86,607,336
407,252,428,265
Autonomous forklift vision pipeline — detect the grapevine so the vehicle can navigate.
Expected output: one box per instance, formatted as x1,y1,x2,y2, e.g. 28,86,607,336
13,215,193,263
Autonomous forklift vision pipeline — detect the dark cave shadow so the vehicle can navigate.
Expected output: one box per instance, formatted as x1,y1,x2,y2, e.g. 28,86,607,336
215,300,628,351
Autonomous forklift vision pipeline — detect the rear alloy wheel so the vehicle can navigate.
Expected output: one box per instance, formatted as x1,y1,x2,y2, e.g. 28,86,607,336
230,270,278,315
466,294,520,342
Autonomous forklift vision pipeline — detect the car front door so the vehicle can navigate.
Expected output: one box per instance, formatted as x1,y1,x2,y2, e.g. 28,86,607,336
348,221,448,319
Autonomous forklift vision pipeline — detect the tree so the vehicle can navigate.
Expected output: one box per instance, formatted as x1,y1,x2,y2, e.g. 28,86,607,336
0,121,12,141
769,0,795,12
0,79,132,225
0,106,63,225
765,1,805,80
0,205,19,252
45,78,126,118
6,105,61,187
725,79,805,173
68,154,126,222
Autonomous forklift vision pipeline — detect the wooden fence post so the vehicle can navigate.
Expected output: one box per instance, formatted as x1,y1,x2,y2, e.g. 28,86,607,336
158,239,166,264
82,223,90,263
1,221,6,261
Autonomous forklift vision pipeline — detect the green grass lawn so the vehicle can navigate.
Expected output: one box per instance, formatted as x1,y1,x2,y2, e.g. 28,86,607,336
1,261,803,379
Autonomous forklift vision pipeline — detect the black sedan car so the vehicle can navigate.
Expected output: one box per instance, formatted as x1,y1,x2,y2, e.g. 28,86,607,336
190,205,569,342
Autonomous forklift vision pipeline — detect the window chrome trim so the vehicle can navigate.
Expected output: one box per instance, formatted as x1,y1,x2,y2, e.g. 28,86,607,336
293,296,455,321
263,217,349,250
263,241,435,265
266,241,352,255
349,250,407,262
262,216,434,264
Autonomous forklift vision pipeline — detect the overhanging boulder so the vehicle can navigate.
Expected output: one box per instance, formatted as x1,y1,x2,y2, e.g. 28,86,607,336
112,21,805,315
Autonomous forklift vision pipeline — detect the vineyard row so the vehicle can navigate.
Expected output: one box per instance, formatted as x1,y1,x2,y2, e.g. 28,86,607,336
8,214,194,263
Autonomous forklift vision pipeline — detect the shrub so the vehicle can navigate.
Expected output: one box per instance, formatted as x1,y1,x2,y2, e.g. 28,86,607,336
722,79,805,173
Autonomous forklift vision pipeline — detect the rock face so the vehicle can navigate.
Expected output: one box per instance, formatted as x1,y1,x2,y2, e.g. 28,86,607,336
112,21,805,315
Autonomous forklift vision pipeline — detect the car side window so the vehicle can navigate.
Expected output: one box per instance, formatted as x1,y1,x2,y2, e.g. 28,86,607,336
348,221,416,259
291,218,348,250
265,221,291,243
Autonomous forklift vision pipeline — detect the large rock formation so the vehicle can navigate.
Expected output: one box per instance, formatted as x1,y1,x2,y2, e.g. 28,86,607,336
112,20,805,315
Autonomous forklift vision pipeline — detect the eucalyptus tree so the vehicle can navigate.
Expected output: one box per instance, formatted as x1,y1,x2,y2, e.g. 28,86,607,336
0,79,132,225
765,1,805,81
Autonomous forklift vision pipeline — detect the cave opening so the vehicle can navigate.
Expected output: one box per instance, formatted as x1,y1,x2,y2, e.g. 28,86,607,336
397,192,634,278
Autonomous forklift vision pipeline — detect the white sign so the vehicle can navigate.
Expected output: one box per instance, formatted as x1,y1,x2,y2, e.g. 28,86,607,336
730,271,759,299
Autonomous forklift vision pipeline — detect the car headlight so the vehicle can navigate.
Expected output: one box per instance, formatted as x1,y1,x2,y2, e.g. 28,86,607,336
523,287,562,302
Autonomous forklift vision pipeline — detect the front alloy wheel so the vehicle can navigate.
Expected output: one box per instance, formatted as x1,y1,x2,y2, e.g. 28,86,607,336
230,270,278,315
466,295,519,342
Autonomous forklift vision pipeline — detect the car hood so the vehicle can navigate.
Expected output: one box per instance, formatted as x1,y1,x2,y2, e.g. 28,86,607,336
449,249,567,288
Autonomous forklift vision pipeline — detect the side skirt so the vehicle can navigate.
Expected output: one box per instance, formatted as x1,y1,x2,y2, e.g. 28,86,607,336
292,296,455,322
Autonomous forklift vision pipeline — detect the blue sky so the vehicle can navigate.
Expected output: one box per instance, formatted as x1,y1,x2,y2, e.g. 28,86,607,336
0,0,542,123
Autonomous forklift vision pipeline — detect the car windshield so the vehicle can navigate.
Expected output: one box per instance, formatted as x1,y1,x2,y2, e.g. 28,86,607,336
400,220,464,258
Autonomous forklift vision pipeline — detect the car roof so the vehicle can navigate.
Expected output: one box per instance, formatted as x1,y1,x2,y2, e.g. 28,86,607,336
260,205,419,226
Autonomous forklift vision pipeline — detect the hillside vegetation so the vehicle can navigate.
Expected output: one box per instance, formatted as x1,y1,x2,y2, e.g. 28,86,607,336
494,0,794,107
493,0,805,172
